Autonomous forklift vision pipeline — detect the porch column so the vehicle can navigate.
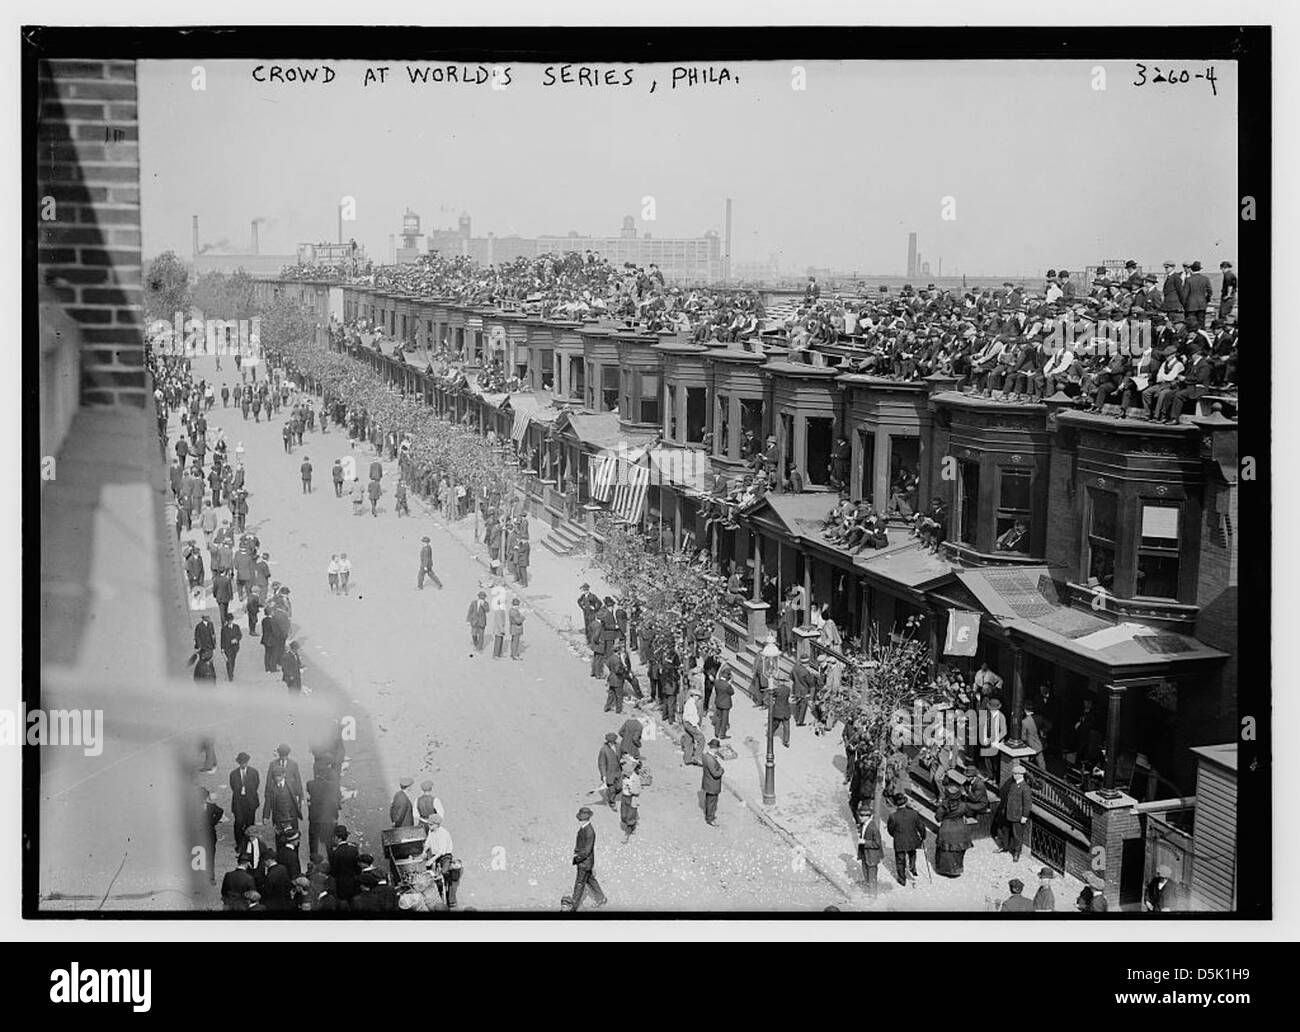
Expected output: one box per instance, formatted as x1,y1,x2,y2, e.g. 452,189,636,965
873,431,890,509
1009,643,1026,742
1103,683,1126,789
802,560,812,627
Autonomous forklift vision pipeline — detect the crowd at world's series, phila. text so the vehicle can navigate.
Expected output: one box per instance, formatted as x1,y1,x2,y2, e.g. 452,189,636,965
249,64,739,90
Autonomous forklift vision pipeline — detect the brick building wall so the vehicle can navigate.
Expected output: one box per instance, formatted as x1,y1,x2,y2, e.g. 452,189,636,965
37,59,145,408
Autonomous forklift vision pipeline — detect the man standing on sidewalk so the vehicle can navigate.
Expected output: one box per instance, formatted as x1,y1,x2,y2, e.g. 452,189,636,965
712,667,735,740
569,807,607,910
886,793,925,888
681,687,705,766
701,739,725,827
332,459,345,497
300,456,313,493
509,598,525,659
466,590,489,653
771,676,793,748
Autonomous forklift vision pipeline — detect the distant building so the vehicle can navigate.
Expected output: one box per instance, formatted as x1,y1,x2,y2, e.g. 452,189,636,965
424,213,723,283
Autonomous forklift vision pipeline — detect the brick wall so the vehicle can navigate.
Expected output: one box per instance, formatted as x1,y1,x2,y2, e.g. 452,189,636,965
37,59,145,408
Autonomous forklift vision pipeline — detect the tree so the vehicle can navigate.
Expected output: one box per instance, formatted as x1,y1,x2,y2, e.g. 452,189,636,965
143,250,190,323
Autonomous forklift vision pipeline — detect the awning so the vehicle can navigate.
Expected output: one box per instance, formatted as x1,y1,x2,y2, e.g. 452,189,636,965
555,410,655,453
508,393,557,444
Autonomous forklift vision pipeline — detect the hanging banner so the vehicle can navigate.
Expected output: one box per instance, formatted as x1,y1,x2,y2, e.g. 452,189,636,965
943,610,981,657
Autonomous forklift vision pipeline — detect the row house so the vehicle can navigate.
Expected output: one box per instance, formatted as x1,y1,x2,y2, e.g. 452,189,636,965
306,279,1237,908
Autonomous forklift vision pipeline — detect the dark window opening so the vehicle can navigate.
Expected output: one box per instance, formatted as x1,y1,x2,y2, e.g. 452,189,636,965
666,384,678,439
601,365,619,412
995,468,1033,553
740,399,764,460
716,392,731,457
860,430,875,505
686,387,707,444
888,436,920,516
806,417,834,486
1088,488,1118,590
957,459,980,546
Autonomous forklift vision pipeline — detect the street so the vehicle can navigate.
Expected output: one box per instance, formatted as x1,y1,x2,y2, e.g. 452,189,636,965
186,357,836,911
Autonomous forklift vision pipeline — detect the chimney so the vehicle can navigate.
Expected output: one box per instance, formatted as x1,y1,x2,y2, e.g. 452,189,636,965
907,232,917,279
192,215,199,258
251,220,259,255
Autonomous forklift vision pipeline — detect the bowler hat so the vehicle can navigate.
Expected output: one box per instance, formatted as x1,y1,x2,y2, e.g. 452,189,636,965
576,806,593,820
1038,866,1055,879
1009,878,1024,892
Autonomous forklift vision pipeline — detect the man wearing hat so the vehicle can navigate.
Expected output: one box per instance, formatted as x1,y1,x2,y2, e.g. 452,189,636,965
417,536,442,590
713,666,735,740
886,792,926,887
701,738,725,826
1183,261,1212,328
1000,878,1035,912
1218,261,1237,320
417,780,445,825
421,813,459,908
597,733,622,810
265,743,303,811
570,807,607,910
1160,261,1186,321
1144,863,1180,912
681,687,706,766
390,776,416,828
228,751,260,857
329,825,361,904
577,582,600,636
1033,866,1056,911
1076,871,1109,912
1000,763,1034,862
306,771,341,863
466,590,489,652
276,828,304,882
279,639,304,693
856,804,884,899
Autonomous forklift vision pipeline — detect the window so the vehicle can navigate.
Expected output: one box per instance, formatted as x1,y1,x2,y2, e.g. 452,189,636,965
806,417,834,486
740,398,763,460
1088,489,1118,590
602,365,619,412
686,387,707,444
860,431,876,505
640,373,660,425
666,384,678,439
716,392,731,457
1136,502,1181,599
570,356,585,400
538,348,554,390
780,413,795,476
995,468,1033,553
957,459,980,546
888,436,920,516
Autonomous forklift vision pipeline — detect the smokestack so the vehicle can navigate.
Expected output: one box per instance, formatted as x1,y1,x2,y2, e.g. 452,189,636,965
937,257,942,278
192,215,199,259
907,232,917,279
724,198,733,283
251,220,259,255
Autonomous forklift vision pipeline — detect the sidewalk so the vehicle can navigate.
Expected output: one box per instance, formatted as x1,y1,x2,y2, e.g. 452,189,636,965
425,496,1087,913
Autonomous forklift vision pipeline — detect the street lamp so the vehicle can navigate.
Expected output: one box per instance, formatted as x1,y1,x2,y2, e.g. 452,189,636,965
760,635,780,805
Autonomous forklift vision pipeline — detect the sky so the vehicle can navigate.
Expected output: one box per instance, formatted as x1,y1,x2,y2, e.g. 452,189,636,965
137,58,1238,277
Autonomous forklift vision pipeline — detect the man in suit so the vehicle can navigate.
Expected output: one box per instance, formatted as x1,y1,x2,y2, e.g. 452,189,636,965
886,793,926,886
577,583,601,635
417,536,442,590
219,612,242,681
712,667,735,740
220,856,256,910
1218,261,1238,320
701,738,725,826
306,773,341,863
857,805,884,899
263,772,301,839
771,676,793,747
258,852,294,911
1160,342,1215,422
1182,260,1213,328
1001,764,1034,862
280,640,304,694
603,650,627,714
790,656,821,727
390,775,415,827
193,615,216,658
228,751,260,856
328,825,361,904
466,590,489,652
1160,261,1186,322
276,829,304,882
1000,877,1035,912
570,807,607,910
1020,702,1045,768
597,733,622,810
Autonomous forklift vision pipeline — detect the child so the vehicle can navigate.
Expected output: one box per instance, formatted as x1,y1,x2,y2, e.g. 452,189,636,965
327,554,340,594
337,553,352,595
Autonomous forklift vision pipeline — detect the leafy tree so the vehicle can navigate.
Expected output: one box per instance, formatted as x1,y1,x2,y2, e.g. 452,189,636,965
143,250,190,323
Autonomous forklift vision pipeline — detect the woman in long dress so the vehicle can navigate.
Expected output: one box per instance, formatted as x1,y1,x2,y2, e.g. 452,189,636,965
934,782,973,877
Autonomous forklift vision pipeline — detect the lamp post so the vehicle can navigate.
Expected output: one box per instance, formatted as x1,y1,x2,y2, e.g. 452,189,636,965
760,636,780,805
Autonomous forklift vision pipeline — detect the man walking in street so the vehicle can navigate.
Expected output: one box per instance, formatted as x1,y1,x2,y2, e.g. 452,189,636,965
701,738,725,827
219,611,242,681
569,807,607,910
857,805,883,899
280,640,304,693
300,456,313,493
332,458,345,497
772,676,793,748
598,733,622,811
306,772,341,864
228,751,259,858
603,648,627,714
886,792,926,888
390,775,415,828
681,687,705,766
417,536,442,590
